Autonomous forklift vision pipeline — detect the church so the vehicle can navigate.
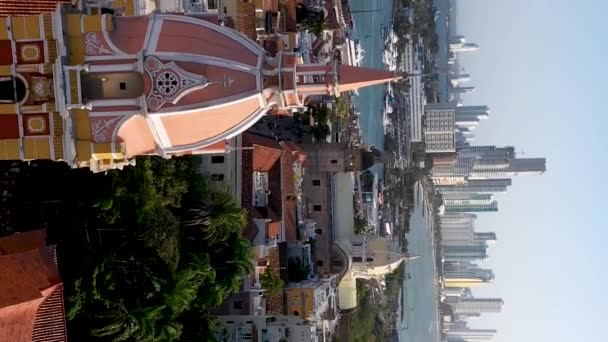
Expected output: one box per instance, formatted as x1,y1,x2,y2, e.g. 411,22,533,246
0,5,396,171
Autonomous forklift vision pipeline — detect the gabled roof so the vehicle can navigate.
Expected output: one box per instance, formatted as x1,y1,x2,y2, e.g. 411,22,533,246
0,235,66,342
0,230,46,255
243,133,284,172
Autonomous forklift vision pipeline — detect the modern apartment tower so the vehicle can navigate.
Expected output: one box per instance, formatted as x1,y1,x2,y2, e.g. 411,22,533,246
451,86,476,94
431,145,547,182
443,198,499,213
451,298,504,316
443,243,489,262
447,328,497,341
424,104,456,153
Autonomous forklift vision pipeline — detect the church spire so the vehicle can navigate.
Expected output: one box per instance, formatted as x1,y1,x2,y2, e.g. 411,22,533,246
335,64,400,94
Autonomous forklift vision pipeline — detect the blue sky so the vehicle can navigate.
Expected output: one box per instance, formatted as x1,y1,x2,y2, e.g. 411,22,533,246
455,0,608,341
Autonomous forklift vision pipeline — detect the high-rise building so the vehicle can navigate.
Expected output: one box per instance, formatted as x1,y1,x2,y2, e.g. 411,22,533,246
470,158,547,178
474,232,497,244
451,298,503,316
443,199,499,213
444,266,495,288
451,86,476,94
443,243,488,262
450,43,480,53
455,105,490,121
431,145,546,182
424,104,456,153
402,39,426,142
447,328,497,341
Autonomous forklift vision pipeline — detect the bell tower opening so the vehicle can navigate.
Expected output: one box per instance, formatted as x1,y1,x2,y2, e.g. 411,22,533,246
0,76,28,104
82,72,144,101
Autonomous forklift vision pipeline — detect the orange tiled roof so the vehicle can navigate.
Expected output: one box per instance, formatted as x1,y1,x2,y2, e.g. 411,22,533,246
0,240,66,342
244,133,284,172
0,230,46,255
0,0,68,16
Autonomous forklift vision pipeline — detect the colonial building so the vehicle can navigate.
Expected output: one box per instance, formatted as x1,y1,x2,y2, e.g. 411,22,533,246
0,6,396,171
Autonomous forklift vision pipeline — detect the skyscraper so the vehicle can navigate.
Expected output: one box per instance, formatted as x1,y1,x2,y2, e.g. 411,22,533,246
443,243,489,262
431,145,547,182
455,105,490,123
444,262,495,288
443,199,499,213
451,298,504,316
424,104,456,153
447,327,497,341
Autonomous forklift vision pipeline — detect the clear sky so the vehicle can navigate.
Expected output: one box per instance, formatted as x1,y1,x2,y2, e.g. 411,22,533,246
454,0,608,341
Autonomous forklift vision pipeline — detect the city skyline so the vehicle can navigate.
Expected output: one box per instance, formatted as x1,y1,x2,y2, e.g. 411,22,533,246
454,0,607,341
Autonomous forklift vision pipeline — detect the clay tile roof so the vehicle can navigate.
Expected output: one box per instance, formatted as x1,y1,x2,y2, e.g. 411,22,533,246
0,242,66,342
244,133,284,172
237,0,257,40
0,230,46,255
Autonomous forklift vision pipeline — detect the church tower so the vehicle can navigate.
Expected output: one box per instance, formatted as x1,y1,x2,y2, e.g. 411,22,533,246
0,6,398,171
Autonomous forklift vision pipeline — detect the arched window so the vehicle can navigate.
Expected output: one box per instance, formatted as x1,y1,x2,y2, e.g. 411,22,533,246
0,76,28,104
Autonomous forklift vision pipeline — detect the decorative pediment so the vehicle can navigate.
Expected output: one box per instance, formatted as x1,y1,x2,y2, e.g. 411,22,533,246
144,56,209,111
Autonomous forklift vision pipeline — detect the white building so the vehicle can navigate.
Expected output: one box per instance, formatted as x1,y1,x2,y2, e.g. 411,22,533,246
198,135,243,200
424,104,456,153
216,315,320,342
401,38,426,142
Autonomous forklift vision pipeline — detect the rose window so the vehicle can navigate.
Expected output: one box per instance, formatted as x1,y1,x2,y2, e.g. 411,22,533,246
156,72,179,96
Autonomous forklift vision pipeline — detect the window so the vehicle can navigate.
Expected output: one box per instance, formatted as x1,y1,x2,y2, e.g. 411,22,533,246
313,205,322,212
312,179,321,186
352,257,363,263
0,76,27,104
211,174,225,182
314,228,322,234
211,156,225,164
233,301,242,310
330,159,338,164
119,82,126,90
316,260,324,267
366,257,374,262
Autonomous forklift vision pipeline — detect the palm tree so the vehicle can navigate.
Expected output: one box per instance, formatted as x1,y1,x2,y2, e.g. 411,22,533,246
184,189,247,244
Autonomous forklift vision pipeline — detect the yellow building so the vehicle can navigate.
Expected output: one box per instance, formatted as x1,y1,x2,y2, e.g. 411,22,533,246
0,9,129,169
285,277,337,321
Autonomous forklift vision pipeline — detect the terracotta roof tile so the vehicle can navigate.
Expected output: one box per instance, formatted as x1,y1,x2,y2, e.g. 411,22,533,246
243,133,284,172
0,239,66,342
0,230,46,255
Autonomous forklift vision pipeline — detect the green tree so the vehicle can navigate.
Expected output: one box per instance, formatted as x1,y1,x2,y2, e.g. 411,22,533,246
260,269,284,296
354,216,368,235
183,188,248,244
65,159,253,341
